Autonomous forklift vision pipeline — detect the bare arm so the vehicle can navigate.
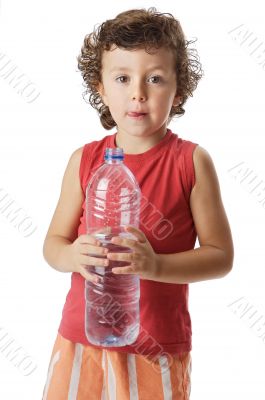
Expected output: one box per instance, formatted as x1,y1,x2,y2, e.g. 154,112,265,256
155,145,234,284
43,146,111,283
42,147,85,273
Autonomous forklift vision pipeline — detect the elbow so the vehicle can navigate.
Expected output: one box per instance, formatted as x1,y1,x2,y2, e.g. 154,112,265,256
42,237,50,262
222,246,234,276
212,244,234,278
223,260,233,277
43,240,48,262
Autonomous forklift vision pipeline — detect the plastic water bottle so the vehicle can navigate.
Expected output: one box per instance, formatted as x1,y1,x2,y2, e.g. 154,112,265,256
85,147,141,347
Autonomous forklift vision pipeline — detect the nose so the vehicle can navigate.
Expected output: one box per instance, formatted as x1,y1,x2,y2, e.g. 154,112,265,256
132,94,146,101
131,81,147,102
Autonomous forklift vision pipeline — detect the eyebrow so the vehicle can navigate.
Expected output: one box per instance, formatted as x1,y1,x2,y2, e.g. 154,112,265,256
109,65,167,73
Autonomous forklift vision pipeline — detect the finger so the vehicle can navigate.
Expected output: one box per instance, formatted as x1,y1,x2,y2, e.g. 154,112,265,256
80,265,101,283
111,236,138,249
82,254,109,267
112,266,136,274
125,226,146,243
81,244,109,256
86,273,100,284
107,251,133,262
79,234,99,245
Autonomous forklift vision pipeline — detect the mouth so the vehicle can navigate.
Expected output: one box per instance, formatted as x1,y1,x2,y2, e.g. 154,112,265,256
127,112,147,119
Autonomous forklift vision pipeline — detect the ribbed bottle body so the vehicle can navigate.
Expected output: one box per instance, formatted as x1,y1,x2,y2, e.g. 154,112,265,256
85,148,141,346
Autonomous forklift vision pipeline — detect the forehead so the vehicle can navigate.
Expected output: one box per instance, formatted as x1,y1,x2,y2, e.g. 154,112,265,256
101,46,175,71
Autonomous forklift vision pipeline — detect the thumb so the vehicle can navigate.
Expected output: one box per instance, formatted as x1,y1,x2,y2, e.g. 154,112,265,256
125,226,146,243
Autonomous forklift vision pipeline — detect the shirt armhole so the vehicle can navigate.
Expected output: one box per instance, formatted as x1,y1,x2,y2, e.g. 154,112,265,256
182,141,199,203
79,143,90,195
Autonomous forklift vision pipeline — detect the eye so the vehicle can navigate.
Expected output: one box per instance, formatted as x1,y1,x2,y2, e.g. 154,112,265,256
115,76,128,83
148,75,162,84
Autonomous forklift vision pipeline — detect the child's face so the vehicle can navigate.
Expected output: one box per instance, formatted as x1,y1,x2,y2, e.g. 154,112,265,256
98,45,181,138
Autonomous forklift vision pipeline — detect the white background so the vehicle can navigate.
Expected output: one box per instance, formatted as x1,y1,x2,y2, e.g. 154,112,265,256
0,0,265,398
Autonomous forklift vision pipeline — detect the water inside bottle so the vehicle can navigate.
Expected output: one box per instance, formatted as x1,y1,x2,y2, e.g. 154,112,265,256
85,233,140,346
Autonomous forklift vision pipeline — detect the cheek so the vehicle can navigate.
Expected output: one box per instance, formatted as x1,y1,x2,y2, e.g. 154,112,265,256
108,99,124,117
154,95,172,111
163,93,176,109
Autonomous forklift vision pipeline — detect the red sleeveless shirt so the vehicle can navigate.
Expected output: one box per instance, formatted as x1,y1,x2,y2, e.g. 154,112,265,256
58,128,198,357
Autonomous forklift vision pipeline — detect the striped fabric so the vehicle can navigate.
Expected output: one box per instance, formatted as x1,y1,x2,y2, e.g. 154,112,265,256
42,333,191,400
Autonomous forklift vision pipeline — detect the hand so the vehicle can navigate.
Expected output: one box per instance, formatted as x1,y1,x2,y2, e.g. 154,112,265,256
107,226,160,280
70,227,111,283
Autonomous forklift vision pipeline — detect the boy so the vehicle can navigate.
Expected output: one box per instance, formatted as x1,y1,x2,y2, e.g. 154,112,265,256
42,8,234,399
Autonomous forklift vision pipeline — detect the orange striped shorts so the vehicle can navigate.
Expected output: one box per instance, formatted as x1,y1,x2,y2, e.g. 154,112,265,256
42,333,192,400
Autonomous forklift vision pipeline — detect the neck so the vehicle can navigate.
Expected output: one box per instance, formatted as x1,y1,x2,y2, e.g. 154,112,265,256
115,128,168,155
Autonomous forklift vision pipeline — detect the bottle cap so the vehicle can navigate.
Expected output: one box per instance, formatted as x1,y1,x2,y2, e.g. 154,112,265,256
104,147,124,161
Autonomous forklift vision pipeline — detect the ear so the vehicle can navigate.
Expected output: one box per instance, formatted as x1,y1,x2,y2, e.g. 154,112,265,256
173,94,182,106
97,82,109,107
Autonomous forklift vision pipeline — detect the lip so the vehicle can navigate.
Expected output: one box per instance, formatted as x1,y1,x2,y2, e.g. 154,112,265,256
127,112,147,118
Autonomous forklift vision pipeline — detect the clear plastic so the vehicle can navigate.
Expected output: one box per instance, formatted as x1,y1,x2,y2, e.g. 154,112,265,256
85,147,141,346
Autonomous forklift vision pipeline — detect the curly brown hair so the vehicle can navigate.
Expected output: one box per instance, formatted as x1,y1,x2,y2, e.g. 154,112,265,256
77,7,204,130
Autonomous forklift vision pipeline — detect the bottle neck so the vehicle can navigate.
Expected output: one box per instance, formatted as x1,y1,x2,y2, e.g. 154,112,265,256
105,158,123,165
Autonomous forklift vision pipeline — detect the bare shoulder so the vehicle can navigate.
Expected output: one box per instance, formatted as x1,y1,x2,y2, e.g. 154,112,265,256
43,145,85,243
192,145,220,190
190,145,234,267
67,146,84,172
62,145,85,192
